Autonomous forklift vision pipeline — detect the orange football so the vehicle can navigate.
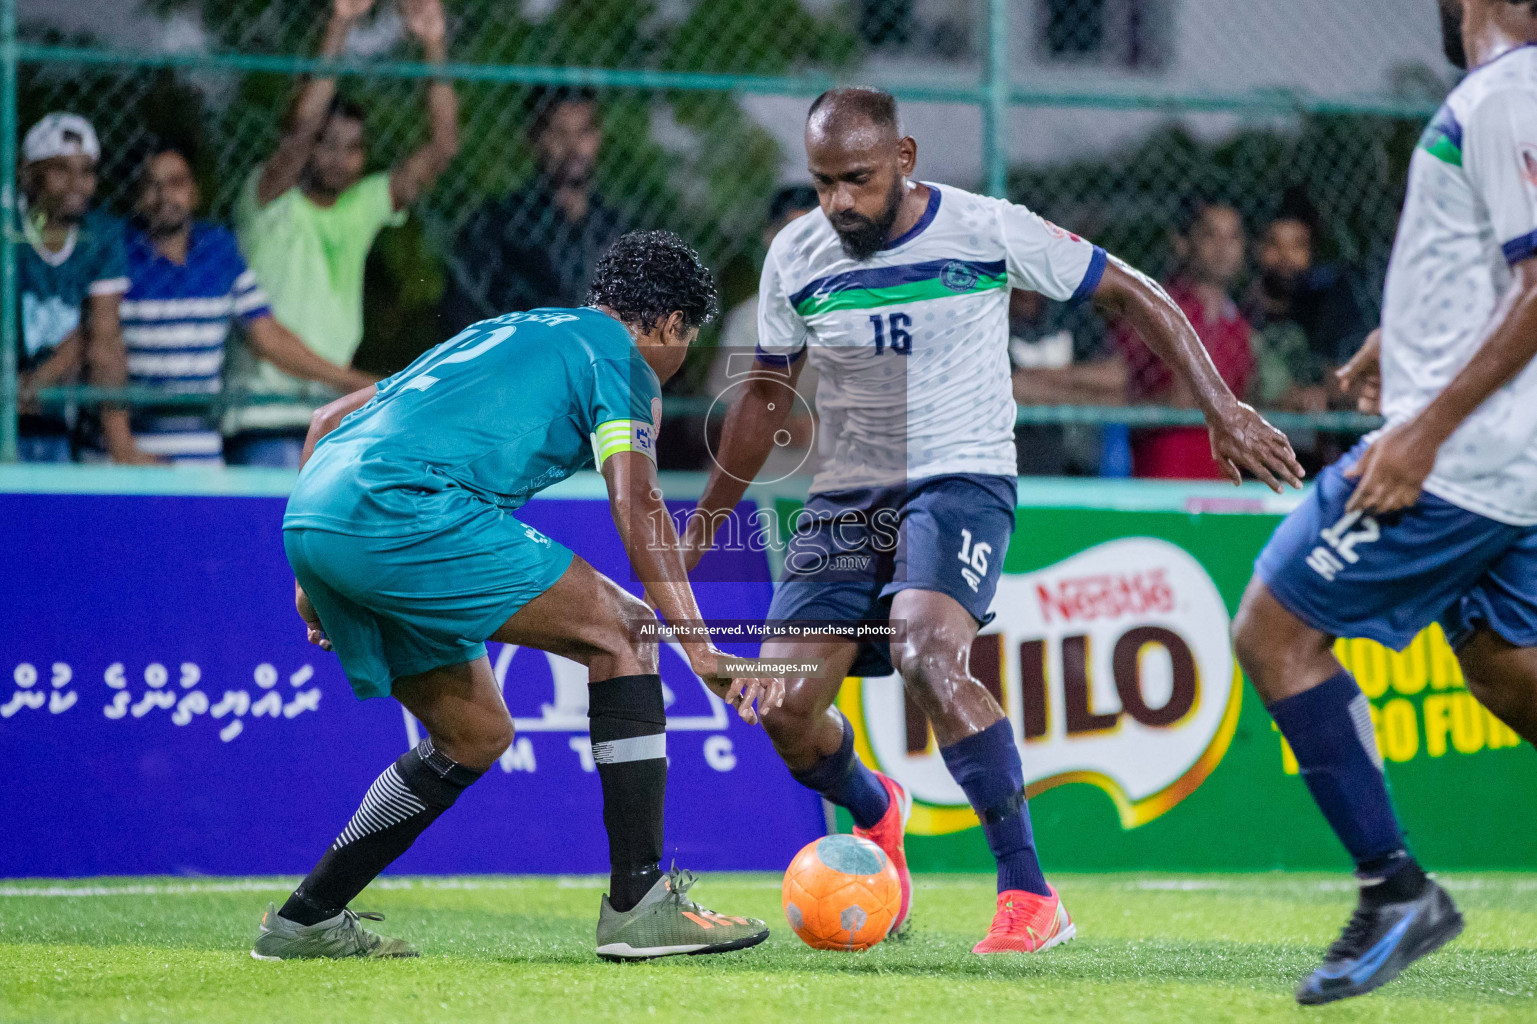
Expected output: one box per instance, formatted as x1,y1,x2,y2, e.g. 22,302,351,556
781,833,901,951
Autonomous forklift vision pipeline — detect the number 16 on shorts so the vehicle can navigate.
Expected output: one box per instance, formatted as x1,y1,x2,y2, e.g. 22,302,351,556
958,528,992,593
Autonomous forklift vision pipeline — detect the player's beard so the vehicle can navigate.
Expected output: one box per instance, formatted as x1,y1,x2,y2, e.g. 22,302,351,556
829,177,905,262
1440,0,1467,70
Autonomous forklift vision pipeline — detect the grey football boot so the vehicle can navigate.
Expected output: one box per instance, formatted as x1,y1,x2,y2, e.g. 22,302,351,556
251,902,420,960
595,867,769,961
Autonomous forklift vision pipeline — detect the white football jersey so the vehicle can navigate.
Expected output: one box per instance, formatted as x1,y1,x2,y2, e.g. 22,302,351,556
757,182,1105,494
1380,46,1537,525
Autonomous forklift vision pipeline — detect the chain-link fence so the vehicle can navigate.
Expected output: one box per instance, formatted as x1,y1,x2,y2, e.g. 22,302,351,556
3,0,1450,462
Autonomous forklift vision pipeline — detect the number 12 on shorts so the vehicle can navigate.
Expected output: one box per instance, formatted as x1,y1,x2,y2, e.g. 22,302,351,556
958,528,991,593
1306,509,1380,582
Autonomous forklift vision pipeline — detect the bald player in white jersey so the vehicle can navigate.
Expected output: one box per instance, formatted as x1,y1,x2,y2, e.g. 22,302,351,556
1232,0,1537,1005
683,86,1301,954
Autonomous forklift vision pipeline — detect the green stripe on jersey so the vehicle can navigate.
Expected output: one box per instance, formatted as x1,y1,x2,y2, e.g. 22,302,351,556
794,272,1008,316
1422,133,1463,167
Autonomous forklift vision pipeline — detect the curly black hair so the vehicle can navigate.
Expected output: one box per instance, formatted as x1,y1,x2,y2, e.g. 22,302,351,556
587,230,719,332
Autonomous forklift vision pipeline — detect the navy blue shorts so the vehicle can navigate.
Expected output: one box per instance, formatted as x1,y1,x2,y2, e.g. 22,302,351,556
1256,442,1537,651
765,473,1016,676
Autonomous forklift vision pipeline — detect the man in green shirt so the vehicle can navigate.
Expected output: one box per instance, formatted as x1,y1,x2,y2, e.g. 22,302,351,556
229,0,459,465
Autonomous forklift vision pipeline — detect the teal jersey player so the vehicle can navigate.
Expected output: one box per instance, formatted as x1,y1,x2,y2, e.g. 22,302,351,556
258,232,782,965
286,306,663,539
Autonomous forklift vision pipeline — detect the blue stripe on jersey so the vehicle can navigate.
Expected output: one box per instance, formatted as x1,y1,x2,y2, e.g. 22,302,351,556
755,342,806,368
881,187,942,250
1430,105,1463,150
788,258,1008,311
1070,247,1108,303
1503,229,1537,266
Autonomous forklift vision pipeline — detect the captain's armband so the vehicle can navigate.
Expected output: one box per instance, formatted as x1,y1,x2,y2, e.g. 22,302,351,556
591,418,658,467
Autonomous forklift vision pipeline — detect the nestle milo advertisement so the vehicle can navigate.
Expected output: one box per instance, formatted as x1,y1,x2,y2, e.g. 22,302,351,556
829,503,1537,872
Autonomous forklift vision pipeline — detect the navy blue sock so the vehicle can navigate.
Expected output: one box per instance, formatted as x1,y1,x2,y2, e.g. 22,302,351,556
1268,669,1416,886
789,712,890,830
940,719,1049,897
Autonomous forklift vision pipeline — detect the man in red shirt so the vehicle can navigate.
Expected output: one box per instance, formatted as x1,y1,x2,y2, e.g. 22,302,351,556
1116,200,1256,478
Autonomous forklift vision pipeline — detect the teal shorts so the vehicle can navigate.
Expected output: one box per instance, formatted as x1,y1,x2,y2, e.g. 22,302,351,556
283,502,575,700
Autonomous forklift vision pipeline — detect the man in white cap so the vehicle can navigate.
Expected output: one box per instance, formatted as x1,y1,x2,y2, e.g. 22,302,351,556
16,112,154,463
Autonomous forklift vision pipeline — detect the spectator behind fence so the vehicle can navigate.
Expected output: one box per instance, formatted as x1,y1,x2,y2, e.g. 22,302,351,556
15,113,153,464
1115,199,1255,479
440,87,629,332
228,0,459,467
123,144,377,464
704,185,821,480
1245,189,1370,410
1008,288,1126,475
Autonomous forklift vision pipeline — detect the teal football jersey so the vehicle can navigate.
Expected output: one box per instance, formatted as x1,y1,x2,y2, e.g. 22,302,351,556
284,307,662,535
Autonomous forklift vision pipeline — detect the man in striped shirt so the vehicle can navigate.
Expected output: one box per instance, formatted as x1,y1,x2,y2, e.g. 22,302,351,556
123,144,375,462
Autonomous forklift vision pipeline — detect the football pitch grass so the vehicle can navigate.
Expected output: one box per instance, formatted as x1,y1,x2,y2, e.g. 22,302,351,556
1,873,1534,1024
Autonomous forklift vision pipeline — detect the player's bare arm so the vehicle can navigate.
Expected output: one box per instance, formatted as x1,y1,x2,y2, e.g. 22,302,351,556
292,383,378,649
255,0,374,206
683,358,804,568
1336,327,1383,414
1094,256,1304,492
388,0,460,211
1349,258,1537,514
603,448,784,723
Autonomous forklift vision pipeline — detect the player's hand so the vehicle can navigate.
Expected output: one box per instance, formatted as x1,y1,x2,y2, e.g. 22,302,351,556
333,0,377,22
1337,328,1382,415
1344,419,1434,515
723,677,784,726
296,583,333,651
400,0,446,47
1206,400,1305,492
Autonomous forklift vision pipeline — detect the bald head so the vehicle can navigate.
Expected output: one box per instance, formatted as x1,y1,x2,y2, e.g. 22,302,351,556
804,87,918,261
806,87,902,145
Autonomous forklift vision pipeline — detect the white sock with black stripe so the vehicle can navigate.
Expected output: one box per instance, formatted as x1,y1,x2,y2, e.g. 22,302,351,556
589,674,668,913
279,737,483,925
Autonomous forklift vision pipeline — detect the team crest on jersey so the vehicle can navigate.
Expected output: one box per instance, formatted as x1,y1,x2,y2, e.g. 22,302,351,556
939,260,979,292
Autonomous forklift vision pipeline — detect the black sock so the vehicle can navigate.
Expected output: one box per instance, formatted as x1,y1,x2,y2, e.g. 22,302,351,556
589,674,667,913
1361,857,1430,906
279,737,483,926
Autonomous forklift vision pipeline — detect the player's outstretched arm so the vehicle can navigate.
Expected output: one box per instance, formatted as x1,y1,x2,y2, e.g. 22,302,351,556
683,360,803,568
1347,260,1537,515
603,450,784,723
1094,256,1304,491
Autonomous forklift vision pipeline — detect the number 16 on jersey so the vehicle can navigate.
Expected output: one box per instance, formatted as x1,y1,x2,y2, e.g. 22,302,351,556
868,312,912,355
